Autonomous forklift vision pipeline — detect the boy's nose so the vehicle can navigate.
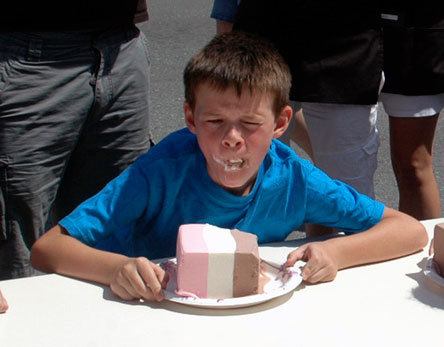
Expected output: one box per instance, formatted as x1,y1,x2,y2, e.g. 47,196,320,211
222,127,243,148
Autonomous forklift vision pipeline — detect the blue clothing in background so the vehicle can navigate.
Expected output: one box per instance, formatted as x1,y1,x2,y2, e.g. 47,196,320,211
211,0,239,22
60,128,385,260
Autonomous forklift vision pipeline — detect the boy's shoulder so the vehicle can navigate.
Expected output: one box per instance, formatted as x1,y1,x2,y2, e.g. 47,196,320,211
268,140,330,188
269,139,314,171
138,128,199,164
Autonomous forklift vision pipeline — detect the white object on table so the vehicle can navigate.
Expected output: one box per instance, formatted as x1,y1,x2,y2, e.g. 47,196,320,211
1,219,443,347
159,258,302,309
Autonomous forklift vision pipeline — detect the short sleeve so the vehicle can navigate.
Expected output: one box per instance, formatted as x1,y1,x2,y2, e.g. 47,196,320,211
59,162,149,246
303,162,385,233
211,0,239,22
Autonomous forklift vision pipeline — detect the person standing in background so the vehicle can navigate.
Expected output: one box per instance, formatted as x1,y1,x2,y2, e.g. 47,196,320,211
211,0,383,236
211,0,383,200
0,0,152,280
379,1,444,220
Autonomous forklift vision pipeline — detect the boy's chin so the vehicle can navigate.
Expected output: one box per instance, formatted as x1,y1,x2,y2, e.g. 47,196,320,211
218,177,256,196
218,175,248,188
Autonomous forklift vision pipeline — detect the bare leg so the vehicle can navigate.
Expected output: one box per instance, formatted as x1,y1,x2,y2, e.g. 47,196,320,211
389,114,441,219
291,109,314,159
280,108,314,159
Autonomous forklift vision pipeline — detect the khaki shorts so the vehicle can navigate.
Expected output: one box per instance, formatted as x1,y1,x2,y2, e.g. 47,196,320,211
291,102,380,198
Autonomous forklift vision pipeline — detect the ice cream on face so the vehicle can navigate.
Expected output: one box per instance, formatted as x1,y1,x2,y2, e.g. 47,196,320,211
212,155,248,172
176,223,260,299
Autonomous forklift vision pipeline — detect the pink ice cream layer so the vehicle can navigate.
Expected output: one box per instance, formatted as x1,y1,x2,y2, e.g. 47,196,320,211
176,224,209,298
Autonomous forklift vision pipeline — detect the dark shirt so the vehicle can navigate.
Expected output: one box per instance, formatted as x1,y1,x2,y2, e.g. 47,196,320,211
381,0,444,95
1,0,141,31
381,0,444,28
234,0,382,105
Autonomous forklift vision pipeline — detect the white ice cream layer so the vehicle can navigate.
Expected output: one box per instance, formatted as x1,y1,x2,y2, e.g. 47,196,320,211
202,224,236,298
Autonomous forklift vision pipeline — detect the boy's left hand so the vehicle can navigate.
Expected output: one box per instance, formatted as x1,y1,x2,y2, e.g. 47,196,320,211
285,242,339,283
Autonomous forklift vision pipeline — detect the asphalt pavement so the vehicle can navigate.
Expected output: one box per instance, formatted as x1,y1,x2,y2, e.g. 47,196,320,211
141,0,444,215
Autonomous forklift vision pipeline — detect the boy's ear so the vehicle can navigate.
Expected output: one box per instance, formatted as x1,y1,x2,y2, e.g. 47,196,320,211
184,102,197,134
273,105,293,138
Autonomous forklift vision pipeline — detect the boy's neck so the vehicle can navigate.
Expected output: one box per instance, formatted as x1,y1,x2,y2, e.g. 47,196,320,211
223,174,257,196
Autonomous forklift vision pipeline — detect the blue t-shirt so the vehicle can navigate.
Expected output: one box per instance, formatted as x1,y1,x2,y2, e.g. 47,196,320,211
60,128,384,260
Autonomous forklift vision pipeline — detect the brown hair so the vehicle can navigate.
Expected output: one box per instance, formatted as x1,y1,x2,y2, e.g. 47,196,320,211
184,31,291,116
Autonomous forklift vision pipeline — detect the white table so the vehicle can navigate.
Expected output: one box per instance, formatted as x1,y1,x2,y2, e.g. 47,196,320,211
1,219,443,347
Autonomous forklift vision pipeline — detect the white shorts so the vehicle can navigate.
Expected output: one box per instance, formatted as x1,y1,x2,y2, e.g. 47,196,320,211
379,93,444,117
301,102,379,198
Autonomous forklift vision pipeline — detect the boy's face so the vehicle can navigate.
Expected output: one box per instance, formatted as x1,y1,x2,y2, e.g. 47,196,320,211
184,82,292,196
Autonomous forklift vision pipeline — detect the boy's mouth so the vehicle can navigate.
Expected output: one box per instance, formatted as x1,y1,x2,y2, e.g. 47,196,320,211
212,156,247,172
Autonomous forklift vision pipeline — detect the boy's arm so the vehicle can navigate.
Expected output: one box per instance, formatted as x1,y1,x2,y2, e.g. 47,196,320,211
31,225,167,301
216,20,234,34
286,207,428,283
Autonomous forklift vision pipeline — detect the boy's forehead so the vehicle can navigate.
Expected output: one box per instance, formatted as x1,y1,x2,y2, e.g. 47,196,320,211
196,85,274,113
195,82,272,104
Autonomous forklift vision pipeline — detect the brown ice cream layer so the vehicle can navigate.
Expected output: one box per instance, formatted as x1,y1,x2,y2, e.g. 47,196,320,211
231,230,260,297
434,223,444,276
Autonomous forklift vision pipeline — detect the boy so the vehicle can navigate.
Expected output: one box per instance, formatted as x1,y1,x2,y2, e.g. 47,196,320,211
31,32,427,302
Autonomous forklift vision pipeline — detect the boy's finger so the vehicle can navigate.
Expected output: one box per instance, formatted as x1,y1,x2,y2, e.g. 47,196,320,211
116,273,140,299
152,263,169,289
136,259,164,301
304,267,330,284
121,269,148,299
126,267,162,302
300,254,322,281
111,282,137,301
285,245,307,267
121,260,154,298
301,262,315,281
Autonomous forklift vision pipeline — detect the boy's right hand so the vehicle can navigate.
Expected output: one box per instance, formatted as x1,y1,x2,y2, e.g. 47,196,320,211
0,289,8,313
110,257,169,302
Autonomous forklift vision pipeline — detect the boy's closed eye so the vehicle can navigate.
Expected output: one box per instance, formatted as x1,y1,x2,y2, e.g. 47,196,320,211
242,120,262,126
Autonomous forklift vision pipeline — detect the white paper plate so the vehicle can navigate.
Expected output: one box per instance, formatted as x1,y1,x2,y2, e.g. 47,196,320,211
158,258,302,309
423,256,444,288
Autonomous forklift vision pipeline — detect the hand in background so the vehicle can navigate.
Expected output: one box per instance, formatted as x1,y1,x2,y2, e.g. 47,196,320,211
0,289,8,313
